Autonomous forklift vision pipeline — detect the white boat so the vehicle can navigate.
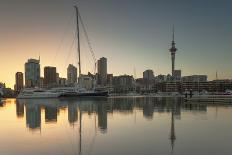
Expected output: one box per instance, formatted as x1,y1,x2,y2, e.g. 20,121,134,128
52,86,108,97
17,89,61,99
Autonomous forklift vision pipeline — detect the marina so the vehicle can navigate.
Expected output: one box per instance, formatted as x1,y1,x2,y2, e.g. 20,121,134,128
0,1,232,155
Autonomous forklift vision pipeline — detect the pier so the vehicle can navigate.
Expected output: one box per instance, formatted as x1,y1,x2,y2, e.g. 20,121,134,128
185,95,232,104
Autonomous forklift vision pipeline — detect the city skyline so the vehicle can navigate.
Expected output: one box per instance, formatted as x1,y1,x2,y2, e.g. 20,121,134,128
1,0,232,89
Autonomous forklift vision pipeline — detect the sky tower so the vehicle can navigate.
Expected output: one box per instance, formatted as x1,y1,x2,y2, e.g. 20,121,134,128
169,26,177,76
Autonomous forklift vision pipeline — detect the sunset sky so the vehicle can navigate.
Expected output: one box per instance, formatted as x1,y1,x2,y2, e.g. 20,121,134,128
0,0,232,89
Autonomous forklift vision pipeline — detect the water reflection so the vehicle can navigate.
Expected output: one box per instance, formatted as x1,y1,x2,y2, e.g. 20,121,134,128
15,97,208,133
16,100,24,118
25,103,41,131
2,97,231,155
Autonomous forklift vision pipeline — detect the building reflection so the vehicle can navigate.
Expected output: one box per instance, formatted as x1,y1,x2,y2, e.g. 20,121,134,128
25,103,41,131
16,97,207,136
142,97,154,120
0,101,4,107
45,106,58,123
16,100,24,118
97,102,107,132
68,102,78,125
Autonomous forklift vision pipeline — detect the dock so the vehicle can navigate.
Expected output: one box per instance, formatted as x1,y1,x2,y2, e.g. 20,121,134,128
185,95,232,104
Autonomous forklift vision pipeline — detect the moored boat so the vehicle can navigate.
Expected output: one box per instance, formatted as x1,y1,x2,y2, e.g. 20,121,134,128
17,89,61,99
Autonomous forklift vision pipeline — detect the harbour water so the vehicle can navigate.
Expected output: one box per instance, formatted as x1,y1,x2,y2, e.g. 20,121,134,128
0,97,232,155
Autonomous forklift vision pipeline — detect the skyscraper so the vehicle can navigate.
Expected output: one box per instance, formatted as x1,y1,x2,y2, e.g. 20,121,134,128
25,59,40,88
143,70,154,81
97,57,107,86
15,72,24,92
173,70,181,81
169,26,177,76
44,66,57,87
67,64,77,85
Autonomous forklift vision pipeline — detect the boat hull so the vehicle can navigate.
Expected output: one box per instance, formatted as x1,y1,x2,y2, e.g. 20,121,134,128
60,91,108,97
17,94,61,99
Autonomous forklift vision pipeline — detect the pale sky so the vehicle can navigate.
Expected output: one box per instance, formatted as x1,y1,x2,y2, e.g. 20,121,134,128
0,0,232,88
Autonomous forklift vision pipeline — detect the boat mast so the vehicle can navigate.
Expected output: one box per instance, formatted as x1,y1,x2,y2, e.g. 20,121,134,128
74,6,81,77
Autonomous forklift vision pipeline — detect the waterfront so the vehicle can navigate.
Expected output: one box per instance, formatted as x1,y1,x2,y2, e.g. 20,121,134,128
0,97,232,155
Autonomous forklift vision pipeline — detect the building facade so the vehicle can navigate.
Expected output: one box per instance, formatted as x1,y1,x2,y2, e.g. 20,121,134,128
97,57,107,86
113,75,134,93
79,75,94,90
143,70,154,81
181,75,207,82
25,59,40,88
107,74,113,86
15,72,24,92
173,70,181,81
44,66,57,87
67,64,77,85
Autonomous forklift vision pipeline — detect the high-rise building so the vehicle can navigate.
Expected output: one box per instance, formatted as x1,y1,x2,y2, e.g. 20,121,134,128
39,77,44,88
15,72,24,92
59,78,67,86
56,73,59,85
25,59,40,88
107,74,113,86
67,64,77,85
44,66,57,87
143,70,154,81
169,26,177,76
173,70,181,81
97,57,107,86
113,75,134,93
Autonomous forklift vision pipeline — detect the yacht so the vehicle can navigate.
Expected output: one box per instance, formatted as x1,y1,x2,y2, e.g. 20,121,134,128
52,6,108,98
17,89,61,99
52,86,108,97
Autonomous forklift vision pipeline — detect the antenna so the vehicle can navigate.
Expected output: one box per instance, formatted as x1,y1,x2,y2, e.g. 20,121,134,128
172,25,175,42
216,71,218,80
39,52,40,63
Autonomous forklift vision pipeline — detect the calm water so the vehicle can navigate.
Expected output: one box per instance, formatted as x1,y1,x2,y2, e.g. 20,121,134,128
0,97,232,155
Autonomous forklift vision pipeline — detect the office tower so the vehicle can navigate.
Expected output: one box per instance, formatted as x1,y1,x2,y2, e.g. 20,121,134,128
143,70,154,81
67,64,77,85
56,73,59,85
44,66,57,87
107,74,113,86
173,70,181,81
25,59,40,88
15,72,24,92
97,57,107,86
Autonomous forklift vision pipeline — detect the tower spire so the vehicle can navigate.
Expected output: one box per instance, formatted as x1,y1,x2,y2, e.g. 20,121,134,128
172,25,175,42
169,25,177,76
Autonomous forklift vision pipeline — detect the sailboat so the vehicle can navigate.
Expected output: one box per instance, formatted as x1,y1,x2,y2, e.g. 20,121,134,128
57,6,108,97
